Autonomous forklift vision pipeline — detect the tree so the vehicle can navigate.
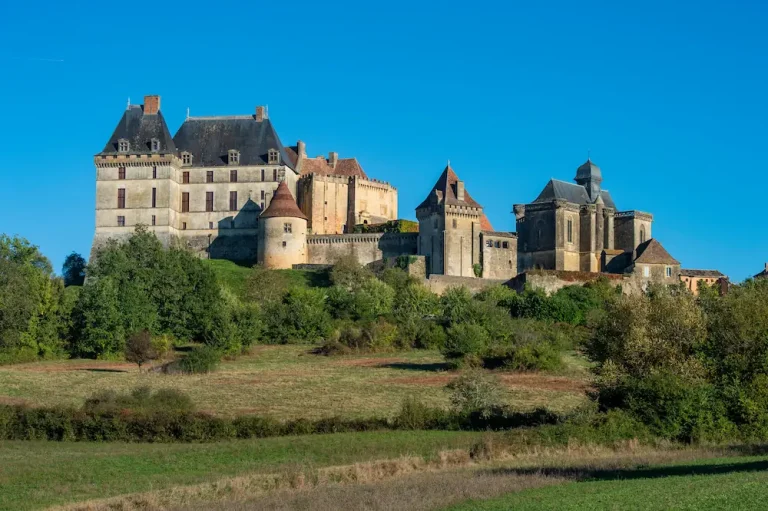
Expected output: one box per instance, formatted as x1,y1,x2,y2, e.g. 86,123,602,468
62,252,87,287
330,254,373,290
124,330,158,371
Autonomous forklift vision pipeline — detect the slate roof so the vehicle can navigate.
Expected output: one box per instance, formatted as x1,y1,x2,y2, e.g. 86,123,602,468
260,181,308,220
173,116,296,170
680,269,725,278
417,165,483,210
634,239,680,265
98,105,177,155
575,159,602,182
533,179,617,209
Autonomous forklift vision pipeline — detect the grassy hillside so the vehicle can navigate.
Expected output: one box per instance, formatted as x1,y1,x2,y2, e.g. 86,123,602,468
203,259,331,298
0,346,589,419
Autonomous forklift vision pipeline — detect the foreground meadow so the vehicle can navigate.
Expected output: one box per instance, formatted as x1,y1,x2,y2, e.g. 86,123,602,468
0,346,589,420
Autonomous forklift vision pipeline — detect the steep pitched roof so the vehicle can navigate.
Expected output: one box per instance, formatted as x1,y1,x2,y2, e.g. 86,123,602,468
173,117,296,170
574,159,602,183
416,164,483,210
480,214,493,231
98,105,176,155
680,269,725,278
634,239,680,265
533,179,616,209
259,181,308,220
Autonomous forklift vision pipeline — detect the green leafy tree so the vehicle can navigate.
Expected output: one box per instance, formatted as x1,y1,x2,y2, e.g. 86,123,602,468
62,252,87,287
330,254,373,290
71,277,124,358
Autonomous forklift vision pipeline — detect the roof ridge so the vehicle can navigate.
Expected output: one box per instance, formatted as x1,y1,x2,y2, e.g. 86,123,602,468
186,115,256,121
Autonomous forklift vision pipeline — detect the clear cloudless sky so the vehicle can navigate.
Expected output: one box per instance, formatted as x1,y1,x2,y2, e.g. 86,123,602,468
0,0,766,281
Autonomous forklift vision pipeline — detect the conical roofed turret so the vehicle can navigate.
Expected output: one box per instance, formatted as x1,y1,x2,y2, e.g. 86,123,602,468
260,181,308,220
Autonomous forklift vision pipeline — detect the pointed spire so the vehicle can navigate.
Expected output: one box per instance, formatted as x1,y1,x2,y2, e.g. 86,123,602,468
260,181,308,220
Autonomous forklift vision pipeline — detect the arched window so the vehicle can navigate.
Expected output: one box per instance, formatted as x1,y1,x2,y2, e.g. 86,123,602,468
640,227,646,244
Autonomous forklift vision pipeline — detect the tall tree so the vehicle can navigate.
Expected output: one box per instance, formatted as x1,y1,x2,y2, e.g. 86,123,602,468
62,252,87,287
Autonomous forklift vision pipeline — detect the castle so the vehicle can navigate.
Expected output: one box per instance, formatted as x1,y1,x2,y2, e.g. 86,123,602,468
93,95,692,291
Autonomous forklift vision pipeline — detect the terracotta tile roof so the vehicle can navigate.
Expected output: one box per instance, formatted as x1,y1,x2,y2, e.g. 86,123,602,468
680,269,725,278
284,145,299,167
298,155,368,179
480,214,493,231
634,239,679,265
417,164,483,210
260,181,308,220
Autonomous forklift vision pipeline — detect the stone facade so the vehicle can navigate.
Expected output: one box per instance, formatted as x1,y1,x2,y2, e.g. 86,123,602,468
514,159,657,276
306,233,418,267
480,232,517,279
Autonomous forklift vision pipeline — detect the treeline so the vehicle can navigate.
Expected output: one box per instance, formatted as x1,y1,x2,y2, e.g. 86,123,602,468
0,228,615,371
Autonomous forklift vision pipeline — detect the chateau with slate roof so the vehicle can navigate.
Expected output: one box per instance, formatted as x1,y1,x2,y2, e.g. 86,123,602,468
92,94,697,290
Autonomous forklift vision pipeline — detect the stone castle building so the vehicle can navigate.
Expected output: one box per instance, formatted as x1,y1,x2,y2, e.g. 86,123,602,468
93,94,698,292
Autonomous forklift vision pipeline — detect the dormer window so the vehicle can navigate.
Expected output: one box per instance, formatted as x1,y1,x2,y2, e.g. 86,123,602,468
151,138,160,152
181,152,192,165
118,139,130,153
228,150,240,165
268,149,280,164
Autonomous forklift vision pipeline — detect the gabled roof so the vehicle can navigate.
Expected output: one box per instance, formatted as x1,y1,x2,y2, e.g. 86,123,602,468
533,179,616,209
260,181,308,220
98,105,176,155
680,269,725,278
634,239,680,265
417,164,482,210
173,116,296,170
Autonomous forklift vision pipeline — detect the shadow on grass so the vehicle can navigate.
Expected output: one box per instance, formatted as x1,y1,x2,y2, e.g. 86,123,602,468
77,368,128,373
379,362,452,372
485,458,768,483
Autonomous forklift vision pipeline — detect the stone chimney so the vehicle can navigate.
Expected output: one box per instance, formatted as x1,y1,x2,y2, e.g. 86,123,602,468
329,151,338,169
297,140,306,158
144,95,161,115
255,106,267,121
456,181,465,202
765,262,768,272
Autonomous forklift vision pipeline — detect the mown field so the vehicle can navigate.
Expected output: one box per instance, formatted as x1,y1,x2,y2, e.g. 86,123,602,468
0,346,590,420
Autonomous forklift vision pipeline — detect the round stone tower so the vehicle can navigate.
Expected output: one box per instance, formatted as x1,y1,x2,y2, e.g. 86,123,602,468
257,181,309,269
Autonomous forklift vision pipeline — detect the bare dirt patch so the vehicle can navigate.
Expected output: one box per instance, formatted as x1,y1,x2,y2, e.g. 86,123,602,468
0,396,29,406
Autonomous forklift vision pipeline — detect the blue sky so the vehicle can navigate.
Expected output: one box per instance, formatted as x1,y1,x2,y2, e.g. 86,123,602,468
0,0,766,281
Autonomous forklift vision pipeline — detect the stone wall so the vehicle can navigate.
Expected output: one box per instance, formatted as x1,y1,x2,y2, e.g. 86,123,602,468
349,177,398,227
306,232,417,267
297,173,350,235
480,232,517,279
509,270,624,295
423,274,508,295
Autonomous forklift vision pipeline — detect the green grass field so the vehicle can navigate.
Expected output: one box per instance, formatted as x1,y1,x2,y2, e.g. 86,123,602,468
447,453,768,511
0,431,485,511
203,260,330,298
0,345,589,419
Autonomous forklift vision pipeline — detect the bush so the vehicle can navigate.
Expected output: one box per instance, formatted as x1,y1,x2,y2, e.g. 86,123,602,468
83,387,194,415
124,330,158,370
318,319,399,354
442,323,490,364
263,288,332,344
178,346,221,374
446,370,505,418
151,333,176,359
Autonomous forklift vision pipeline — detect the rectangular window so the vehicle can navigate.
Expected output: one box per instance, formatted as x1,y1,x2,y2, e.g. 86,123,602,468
152,166,157,179
230,169,237,183
183,171,190,184
117,188,126,209
452,219,457,228
206,171,214,183
151,187,156,208
284,223,292,233
567,219,573,243
181,192,189,212
666,267,672,277
206,191,214,212
494,241,501,248
261,168,265,181
260,190,265,200
117,215,125,227
209,221,214,230
486,240,493,248
118,166,126,180
260,202,264,210
273,169,277,181
643,266,650,277
502,241,509,249
182,222,187,230
151,215,156,226
229,191,237,211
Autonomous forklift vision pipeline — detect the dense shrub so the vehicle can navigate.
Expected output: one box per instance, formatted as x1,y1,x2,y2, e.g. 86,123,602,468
124,330,158,370
318,319,399,354
178,346,221,374
82,387,194,415
263,288,333,344
446,370,505,418
442,323,490,365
